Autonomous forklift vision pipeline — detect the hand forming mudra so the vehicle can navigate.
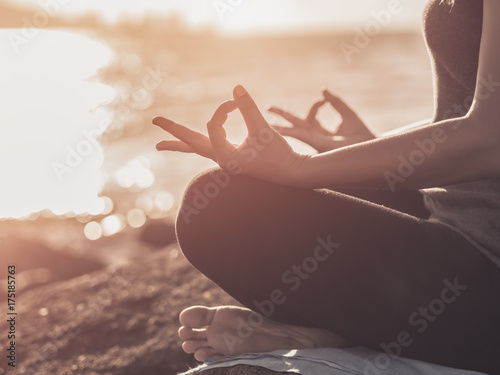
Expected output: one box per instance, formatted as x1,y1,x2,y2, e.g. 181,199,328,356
153,85,372,186
154,85,306,186
268,89,374,153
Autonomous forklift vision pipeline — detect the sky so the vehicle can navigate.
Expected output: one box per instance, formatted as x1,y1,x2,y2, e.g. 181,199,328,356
7,0,426,34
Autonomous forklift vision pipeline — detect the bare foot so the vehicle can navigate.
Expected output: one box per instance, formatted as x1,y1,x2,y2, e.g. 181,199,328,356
178,305,353,362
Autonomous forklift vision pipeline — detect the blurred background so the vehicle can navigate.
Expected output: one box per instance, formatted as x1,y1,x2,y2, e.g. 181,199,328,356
0,0,435,373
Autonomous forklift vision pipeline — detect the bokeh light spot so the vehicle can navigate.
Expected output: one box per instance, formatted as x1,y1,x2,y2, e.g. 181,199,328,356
116,156,155,189
101,214,126,236
135,194,154,214
84,221,103,240
155,191,174,211
38,308,49,317
127,209,146,228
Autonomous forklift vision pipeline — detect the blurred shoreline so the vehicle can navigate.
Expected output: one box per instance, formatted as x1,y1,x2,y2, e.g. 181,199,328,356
1,22,434,263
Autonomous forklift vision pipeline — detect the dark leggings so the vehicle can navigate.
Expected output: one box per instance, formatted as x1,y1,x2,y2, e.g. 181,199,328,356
175,168,500,374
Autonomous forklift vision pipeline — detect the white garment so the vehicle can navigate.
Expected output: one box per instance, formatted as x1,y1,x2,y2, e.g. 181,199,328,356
180,347,488,375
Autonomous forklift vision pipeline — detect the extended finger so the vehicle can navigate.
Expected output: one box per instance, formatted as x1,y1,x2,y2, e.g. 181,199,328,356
156,140,216,161
233,85,269,134
306,99,327,122
156,140,194,152
153,115,215,158
271,124,297,137
322,90,357,118
152,116,205,143
267,106,302,124
207,100,238,160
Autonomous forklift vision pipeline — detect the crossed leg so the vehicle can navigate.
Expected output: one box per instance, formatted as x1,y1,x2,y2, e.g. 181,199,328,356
175,168,500,373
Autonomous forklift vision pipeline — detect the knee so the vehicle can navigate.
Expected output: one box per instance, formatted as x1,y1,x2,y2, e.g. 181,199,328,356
175,167,298,266
175,167,251,262
176,167,231,232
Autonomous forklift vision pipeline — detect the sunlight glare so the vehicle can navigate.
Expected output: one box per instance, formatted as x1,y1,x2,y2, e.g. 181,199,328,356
0,30,115,219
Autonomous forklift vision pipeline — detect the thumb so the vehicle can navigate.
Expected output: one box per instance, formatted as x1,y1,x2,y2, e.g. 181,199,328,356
233,85,269,134
322,89,357,118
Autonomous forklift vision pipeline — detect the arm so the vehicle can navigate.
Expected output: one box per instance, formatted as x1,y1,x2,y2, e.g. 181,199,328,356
293,115,497,190
380,118,432,137
153,3,499,191
291,0,500,190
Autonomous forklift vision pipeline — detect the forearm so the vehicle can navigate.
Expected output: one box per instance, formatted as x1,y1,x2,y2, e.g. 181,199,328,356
379,118,432,137
291,115,499,190
317,119,430,153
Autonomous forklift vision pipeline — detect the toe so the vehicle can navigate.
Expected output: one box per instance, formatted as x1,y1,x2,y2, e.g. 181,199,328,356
182,339,210,354
194,347,220,362
179,306,215,329
178,326,207,341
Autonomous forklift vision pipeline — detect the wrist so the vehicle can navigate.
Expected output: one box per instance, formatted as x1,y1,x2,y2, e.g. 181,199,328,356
286,153,314,189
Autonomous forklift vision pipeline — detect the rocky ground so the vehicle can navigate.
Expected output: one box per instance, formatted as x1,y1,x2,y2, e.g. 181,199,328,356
0,237,296,375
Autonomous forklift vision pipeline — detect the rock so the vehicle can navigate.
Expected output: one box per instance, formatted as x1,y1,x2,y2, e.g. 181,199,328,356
139,219,177,249
0,235,105,297
0,245,244,375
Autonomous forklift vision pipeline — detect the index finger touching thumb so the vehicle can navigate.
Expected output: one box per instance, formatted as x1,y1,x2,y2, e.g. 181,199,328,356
233,85,269,133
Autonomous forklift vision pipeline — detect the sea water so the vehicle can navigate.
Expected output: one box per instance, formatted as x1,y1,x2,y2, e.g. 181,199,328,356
0,29,115,219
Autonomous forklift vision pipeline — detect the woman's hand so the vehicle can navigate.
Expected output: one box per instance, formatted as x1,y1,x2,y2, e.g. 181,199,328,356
268,90,375,153
153,85,307,185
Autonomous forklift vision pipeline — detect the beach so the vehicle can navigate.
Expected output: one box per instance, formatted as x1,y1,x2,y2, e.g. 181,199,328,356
0,26,435,374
